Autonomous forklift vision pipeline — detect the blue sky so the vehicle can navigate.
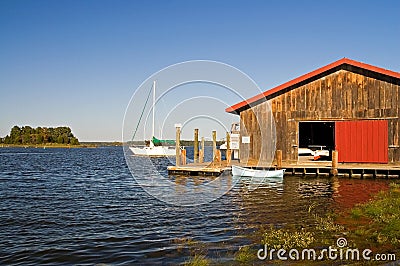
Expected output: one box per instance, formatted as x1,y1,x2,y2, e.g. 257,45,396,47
1,0,399,141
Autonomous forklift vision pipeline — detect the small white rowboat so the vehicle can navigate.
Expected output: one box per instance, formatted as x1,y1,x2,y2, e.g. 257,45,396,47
232,165,285,178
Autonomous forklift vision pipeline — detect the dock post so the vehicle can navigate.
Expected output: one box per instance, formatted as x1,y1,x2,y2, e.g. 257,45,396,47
226,131,230,150
199,137,205,163
226,150,232,165
175,125,181,166
181,148,187,165
194,128,199,163
212,130,217,162
331,150,338,176
276,150,282,169
215,149,221,167
199,149,204,163
226,131,231,164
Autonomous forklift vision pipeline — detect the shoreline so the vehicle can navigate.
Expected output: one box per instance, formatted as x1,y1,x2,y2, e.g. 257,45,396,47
0,142,124,148
0,144,89,148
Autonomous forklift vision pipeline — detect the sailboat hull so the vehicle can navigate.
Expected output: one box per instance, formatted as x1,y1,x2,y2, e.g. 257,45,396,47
129,146,176,157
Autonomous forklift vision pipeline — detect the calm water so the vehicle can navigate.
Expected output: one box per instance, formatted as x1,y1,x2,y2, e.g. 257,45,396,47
0,147,391,265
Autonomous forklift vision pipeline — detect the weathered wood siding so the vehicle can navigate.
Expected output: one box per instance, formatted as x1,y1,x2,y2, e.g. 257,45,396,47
240,70,400,163
239,102,276,164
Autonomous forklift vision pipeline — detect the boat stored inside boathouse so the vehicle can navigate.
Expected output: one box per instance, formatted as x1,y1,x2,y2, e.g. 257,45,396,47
226,58,400,164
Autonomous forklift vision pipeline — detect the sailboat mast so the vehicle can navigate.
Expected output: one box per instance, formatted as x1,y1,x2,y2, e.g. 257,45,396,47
152,80,156,140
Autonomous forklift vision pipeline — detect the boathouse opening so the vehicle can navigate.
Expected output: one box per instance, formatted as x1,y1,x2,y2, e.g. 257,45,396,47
299,121,335,161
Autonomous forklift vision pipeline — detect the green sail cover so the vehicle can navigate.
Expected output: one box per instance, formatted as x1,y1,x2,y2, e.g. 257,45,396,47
152,136,175,146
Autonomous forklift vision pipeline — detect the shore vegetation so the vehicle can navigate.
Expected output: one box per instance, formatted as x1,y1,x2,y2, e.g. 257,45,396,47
0,125,79,145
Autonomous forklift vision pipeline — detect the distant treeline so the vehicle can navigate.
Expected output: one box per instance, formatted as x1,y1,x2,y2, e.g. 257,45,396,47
80,142,122,147
0,126,79,145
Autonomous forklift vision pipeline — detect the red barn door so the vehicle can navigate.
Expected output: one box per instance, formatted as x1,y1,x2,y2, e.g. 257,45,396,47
335,120,388,163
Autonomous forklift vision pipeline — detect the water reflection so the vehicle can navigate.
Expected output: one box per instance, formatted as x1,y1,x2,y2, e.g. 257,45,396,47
237,175,283,190
332,178,389,210
297,178,334,198
230,175,391,241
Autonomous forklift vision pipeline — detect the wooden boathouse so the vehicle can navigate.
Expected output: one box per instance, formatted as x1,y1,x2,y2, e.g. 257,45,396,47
226,58,400,165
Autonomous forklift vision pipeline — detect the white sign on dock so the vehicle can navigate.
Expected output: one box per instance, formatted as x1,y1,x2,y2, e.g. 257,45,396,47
230,133,240,149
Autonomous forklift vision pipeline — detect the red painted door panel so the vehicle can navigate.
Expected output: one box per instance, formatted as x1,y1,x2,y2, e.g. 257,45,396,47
335,120,388,163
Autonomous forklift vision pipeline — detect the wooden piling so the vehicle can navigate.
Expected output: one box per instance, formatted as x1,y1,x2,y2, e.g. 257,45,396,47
194,128,199,163
212,130,217,162
276,150,282,169
176,125,181,166
181,148,187,165
226,132,230,150
199,149,204,163
226,131,231,164
226,149,232,165
199,137,205,163
215,149,221,167
331,150,338,176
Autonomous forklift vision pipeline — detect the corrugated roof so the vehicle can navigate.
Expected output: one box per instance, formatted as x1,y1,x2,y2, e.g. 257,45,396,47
226,58,400,114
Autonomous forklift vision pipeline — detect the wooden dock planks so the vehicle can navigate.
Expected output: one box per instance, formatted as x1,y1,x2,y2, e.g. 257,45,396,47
167,162,400,179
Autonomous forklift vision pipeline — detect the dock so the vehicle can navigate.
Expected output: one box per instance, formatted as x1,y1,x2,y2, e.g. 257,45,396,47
167,162,231,176
280,162,400,178
168,161,400,179
168,127,400,178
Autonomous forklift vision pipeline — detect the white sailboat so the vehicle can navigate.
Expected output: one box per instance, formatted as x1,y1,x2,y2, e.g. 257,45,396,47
130,81,176,156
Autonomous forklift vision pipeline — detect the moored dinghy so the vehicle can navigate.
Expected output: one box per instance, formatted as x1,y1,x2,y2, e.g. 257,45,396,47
231,165,285,178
